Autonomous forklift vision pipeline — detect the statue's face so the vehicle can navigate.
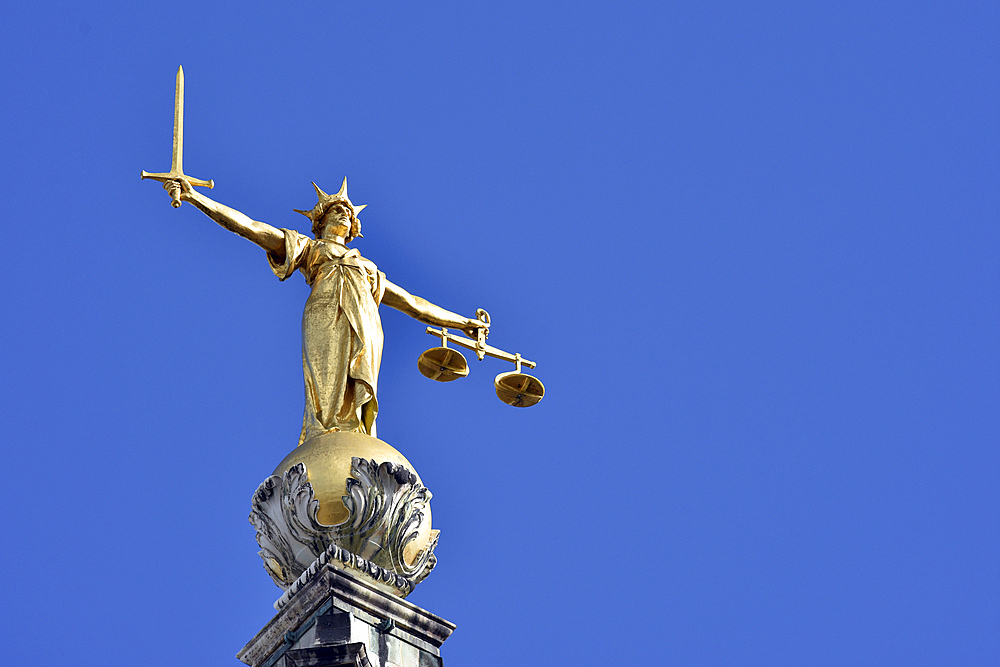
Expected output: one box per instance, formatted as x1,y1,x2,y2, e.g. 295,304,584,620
319,202,353,240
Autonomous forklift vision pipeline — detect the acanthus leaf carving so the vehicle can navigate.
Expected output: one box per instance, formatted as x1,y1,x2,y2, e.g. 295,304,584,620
249,458,438,598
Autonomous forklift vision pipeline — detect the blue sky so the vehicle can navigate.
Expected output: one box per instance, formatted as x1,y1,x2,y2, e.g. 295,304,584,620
1,2,997,665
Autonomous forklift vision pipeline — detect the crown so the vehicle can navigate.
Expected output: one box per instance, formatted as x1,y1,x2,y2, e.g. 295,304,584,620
293,177,367,224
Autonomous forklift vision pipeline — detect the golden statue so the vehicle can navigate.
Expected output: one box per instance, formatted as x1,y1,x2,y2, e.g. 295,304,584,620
165,176,485,444
141,68,550,605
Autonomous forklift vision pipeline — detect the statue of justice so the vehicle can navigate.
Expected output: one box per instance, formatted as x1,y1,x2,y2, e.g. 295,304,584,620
142,67,542,447
142,66,544,598
167,176,488,443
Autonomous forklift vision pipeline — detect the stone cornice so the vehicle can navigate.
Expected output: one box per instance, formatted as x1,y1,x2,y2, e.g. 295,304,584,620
238,565,455,667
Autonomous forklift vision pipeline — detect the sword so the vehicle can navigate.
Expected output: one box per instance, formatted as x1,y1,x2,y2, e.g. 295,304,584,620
141,66,214,207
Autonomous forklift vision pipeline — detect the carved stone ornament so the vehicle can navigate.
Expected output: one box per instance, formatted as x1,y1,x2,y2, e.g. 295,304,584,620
250,459,438,600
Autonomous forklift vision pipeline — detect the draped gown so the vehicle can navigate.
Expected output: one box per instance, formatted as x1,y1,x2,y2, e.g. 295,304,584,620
268,229,385,444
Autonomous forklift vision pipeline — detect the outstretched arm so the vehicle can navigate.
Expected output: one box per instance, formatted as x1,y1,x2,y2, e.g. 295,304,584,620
169,179,286,261
382,280,484,338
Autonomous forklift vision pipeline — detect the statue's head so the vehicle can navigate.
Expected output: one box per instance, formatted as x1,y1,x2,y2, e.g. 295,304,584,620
294,178,367,242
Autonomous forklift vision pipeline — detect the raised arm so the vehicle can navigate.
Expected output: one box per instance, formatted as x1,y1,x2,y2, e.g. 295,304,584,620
169,179,286,261
381,279,484,338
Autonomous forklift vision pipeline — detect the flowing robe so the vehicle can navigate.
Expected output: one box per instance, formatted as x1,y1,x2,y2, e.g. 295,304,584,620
268,229,385,444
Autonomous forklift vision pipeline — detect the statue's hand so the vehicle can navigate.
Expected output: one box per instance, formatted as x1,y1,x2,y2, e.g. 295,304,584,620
462,308,491,339
462,317,488,340
163,178,194,207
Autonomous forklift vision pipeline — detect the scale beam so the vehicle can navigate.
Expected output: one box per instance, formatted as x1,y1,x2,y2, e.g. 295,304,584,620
425,327,536,370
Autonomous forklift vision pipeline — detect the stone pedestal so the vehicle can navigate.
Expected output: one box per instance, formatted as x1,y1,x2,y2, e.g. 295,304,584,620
238,564,455,667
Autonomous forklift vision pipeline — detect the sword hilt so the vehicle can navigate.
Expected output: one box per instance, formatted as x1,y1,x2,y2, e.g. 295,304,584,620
141,171,214,208
167,181,182,208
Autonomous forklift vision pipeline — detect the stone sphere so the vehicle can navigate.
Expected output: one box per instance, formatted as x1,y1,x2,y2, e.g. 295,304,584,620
271,431,433,566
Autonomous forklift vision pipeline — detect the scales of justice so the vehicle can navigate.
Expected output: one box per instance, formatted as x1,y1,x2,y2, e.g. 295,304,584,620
143,67,542,666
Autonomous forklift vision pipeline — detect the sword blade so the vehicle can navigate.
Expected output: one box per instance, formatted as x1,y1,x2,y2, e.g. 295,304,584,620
171,66,183,174
141,65,214,197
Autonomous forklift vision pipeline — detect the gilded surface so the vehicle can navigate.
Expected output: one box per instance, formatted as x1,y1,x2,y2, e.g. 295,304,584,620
270,432,423,528
164,177,484,440
269,229,386,441
143,69,543,432
140,66,213,205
